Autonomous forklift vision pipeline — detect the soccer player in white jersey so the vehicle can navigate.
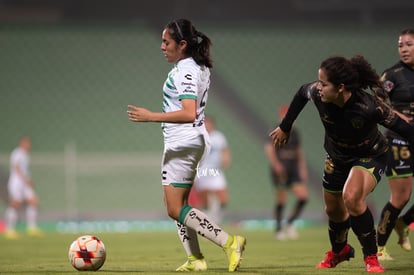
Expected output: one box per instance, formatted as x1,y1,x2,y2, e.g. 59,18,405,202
127,19,246,272
4,136,43,239
194,116,231,223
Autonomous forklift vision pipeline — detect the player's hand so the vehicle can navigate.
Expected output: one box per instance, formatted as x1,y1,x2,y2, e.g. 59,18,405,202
269,127,290,148
127,105,153,122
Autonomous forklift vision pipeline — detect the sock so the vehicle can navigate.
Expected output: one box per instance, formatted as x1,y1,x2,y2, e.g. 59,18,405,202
328,218,350,253
377,202,401,246
26,205,38,229
275,204,284,232
287,199,307,225
5,207,18,231
350,207,377,256
176,221,202,258
179,205,230,247
402,204,414,225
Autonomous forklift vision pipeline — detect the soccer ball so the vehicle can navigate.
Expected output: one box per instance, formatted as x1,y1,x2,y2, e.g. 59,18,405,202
68,235,106,271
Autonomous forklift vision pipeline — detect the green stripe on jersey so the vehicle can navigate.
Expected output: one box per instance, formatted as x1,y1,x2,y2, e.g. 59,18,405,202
179,94,197,100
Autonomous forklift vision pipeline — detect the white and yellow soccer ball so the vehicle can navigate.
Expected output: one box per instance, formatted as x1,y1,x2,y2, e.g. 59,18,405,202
68,235,106,271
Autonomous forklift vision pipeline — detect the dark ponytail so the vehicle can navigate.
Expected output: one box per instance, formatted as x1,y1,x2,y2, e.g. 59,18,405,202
320,55,381,94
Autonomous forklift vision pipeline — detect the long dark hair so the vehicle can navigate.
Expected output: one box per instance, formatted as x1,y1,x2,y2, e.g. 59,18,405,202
165,19,213,68
320,55,382,93
400,28,414,36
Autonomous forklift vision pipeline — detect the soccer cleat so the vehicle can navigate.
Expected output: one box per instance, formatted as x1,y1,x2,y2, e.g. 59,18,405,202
175,255,207,271
394,217,412,251
284,224,298,240
27,227,44,237
364,255,385,273
275,230,287,241
377,246,393,261
4,230,21,240
224,235,246,272
316,244,355,268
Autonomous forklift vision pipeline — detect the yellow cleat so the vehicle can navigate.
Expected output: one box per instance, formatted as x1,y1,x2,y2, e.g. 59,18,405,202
4,230,21,240
27,227,44,237
175,255,207,272
224,235,246,272
377,246,393,261
394,217,411,251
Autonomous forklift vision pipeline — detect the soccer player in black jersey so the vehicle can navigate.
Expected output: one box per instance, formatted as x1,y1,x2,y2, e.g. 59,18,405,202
376,28,414,261
270,55,414,273
265,104,308,240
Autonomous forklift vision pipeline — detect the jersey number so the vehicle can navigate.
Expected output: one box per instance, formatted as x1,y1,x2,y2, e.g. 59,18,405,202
391,145,411,160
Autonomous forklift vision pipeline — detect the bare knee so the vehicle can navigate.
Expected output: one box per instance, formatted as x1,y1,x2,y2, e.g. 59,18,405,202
343,193,364,216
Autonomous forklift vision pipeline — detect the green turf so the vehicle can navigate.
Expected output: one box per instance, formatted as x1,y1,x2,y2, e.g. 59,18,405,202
0,226,412,274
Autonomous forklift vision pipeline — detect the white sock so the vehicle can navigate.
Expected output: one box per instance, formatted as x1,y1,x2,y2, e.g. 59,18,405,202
5,207,18,231
176,221,202,257
26,205,37,229
183,207,230,247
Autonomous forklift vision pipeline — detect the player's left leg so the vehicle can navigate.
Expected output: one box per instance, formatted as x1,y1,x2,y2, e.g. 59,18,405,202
24,188,43,237
344,166,384,273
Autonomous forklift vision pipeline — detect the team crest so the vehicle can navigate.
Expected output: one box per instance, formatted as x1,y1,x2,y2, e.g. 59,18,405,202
383,80,394,92
351,117,364,129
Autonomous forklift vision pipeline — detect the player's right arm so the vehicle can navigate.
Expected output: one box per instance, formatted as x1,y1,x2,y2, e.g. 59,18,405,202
270,82,315,148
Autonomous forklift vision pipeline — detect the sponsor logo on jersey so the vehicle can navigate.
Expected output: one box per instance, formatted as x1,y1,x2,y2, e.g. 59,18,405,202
184,74,192,80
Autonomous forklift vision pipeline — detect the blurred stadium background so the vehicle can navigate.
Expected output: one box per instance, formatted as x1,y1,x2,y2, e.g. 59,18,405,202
0,0,413,232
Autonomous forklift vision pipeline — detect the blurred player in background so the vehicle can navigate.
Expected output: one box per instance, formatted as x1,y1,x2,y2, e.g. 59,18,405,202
127,19,246,272
376,28,414,261
194,116,231,224
270,55,414,273
265,104,308,240
4,136,43,239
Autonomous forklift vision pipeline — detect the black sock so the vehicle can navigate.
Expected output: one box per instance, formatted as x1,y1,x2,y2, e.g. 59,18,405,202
350,207,377,256
328,218,350,253
288,199,307,224
377,202,401,246
275,204,284,232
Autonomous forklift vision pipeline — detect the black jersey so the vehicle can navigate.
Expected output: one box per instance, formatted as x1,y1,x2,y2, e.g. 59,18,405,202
381,61,414,140
279,81,414,165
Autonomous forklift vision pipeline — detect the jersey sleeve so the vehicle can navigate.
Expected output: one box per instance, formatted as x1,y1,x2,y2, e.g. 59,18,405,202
176,67,198,101
279,82,316,132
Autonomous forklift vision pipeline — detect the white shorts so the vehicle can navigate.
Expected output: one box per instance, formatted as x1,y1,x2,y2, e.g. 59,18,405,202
8,178,35,202
194,173,227,191
161,133,210,187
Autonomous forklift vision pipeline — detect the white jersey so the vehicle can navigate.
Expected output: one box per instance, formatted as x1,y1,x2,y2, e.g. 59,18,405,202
162,57,210,142
199,130,228,171
8,147,30,185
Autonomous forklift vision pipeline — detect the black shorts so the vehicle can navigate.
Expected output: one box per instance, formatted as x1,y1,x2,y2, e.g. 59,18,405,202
271,169,301,190
322,154,386,193
385,138,413,179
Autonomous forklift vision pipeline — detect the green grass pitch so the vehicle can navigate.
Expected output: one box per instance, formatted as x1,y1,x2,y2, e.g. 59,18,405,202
0,226,412,274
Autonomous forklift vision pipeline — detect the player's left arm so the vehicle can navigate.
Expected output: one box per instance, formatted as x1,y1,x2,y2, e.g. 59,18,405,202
127,99,196,123
221,147,231,170
15,163,33,187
